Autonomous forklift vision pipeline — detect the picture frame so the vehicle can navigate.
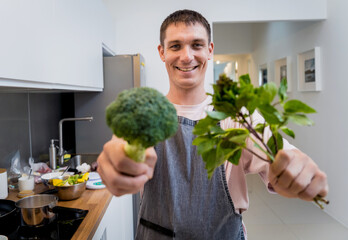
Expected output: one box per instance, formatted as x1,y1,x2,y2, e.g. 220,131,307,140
258,63,268,86
297,47,321,91
274,56,291,92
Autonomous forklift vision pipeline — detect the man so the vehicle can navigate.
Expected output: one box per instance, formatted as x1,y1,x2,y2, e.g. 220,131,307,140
97,9,328,239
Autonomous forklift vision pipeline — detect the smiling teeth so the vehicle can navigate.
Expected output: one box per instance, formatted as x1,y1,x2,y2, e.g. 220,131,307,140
177,66,197,72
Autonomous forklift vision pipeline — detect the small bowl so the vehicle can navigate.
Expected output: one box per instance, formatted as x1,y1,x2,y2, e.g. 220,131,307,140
41,172,73,186
49,176,86,201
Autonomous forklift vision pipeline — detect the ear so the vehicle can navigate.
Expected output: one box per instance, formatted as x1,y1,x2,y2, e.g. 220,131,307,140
207,42,214,60
158,44,165,62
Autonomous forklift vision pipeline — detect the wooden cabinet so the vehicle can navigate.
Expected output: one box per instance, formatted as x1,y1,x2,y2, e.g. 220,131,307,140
0,0,115,91
92,195,134,240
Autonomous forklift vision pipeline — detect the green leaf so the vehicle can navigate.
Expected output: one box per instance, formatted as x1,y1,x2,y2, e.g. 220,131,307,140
225,128,250,144
284,100,316,114
280,126,295,138
288,114,314,126
236,84,256,111
192,116,219,135
206,111,229,120
257,104,283,124
239,74,251,86
213,102,238,116
246,98,258,114
209,125,225,134
216,142,233,165
192,135,210,146
228,134,249,144
278,77,288,102
202,149,218,179
267,132,284,155
196,138,217,155
259,83,277,104
254,123,266,134
226,148,242,165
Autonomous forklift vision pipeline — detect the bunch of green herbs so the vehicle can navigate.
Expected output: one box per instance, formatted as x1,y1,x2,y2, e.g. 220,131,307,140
192,74,328,209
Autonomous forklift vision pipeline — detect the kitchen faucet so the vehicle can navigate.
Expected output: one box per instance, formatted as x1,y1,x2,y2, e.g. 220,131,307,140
57,117,93,166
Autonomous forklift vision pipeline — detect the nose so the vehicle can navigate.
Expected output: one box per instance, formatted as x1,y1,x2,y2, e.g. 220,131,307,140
180,46,194,63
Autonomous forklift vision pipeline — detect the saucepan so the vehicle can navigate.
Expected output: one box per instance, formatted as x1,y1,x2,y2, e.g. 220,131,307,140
15,194,58,226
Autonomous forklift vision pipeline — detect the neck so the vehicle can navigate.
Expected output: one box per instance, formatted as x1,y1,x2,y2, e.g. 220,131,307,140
166,85,207,105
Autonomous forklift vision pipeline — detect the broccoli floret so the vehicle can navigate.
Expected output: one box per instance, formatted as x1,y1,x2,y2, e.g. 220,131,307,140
106,87,178,162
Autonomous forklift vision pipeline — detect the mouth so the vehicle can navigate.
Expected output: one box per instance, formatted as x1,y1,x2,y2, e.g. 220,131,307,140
175,66,198,72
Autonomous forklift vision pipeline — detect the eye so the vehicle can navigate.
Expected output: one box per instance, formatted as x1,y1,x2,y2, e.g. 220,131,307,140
192,43,204,49
169,44,180,50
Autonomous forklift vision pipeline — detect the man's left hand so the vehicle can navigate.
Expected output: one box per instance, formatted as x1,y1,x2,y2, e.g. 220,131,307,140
268,149,328,201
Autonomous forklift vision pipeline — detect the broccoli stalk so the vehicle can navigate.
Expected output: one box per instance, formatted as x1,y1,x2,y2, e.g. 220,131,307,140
124,142,146,163
106,87,178,162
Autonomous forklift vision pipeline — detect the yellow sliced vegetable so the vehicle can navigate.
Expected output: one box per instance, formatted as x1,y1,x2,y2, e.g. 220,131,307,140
52,179,63,186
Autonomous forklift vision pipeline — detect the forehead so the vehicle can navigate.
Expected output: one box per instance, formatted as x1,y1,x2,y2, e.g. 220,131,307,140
163,22,209,44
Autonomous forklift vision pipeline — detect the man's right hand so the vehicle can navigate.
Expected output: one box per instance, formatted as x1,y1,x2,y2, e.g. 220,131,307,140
97,135,157,196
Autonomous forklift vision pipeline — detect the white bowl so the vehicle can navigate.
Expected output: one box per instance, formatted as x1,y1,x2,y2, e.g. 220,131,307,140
41,172,73,182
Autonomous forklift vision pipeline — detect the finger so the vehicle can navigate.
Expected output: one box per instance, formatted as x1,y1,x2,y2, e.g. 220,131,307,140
97,151,121,188
110,172,149,195
269,150,293,183
144,147,157,179
97,152,119,193
98,153,148,196
276,155,305,189
97,151,109,180
103,140,149,176
298,171,328,201
288,161,317,196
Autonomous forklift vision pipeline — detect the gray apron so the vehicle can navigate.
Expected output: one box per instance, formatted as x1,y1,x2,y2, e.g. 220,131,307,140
136,116,244,239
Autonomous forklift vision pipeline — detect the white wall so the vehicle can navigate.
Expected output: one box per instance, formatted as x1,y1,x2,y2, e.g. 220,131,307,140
214,1,348,227
213,24,254,55
102,0,326,95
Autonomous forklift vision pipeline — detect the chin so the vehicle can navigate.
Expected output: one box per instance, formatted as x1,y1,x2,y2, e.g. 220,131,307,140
175,78,202,89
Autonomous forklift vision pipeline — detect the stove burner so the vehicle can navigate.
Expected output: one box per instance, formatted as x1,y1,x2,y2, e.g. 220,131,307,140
3,206,88,240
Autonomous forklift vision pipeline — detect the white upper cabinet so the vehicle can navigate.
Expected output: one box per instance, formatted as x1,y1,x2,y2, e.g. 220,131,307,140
0,0,115,91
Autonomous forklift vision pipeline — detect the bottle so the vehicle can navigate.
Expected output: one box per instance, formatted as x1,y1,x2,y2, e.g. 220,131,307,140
49,139,57,170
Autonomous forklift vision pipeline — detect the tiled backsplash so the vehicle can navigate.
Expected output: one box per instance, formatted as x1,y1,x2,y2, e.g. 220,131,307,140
0,92,74,170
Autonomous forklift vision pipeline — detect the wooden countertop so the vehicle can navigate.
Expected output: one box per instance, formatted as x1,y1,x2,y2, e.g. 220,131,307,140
7,182,113,240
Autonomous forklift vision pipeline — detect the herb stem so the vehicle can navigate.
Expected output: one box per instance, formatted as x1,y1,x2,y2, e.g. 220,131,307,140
262,122,266,141
231,140,272,163
272,101,281,107
244,147,272,163
238,112,273,156
272,133,278,153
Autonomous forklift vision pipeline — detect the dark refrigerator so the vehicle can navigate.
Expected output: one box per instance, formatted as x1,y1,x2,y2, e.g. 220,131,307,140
74,54,145,238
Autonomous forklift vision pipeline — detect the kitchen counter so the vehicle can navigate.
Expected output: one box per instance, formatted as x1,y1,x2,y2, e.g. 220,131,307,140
7,182,113,240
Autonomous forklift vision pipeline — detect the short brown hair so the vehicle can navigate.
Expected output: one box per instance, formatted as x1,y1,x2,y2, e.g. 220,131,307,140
160,9,211,46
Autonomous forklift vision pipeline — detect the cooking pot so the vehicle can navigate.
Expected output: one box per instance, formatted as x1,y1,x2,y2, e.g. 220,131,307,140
15,194,58,226
0,199,20,234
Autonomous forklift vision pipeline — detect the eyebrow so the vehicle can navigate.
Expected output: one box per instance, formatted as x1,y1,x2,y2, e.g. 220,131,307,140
167,39,206,45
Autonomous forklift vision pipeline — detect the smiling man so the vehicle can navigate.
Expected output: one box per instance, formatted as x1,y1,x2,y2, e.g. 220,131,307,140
158,16,213,105
97,9,328,240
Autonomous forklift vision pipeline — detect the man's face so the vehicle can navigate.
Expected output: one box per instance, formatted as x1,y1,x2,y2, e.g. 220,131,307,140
158,22,214,91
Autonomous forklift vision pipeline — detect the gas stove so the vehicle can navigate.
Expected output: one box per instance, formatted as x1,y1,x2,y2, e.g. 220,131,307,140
3,206,88,240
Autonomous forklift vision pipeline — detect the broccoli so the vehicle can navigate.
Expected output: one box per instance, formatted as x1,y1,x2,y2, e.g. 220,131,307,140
106,87,178,162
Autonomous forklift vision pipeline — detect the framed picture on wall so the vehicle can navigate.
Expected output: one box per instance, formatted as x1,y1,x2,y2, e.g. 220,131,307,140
274,56,291,92
297,47,321,91
258,63,268,86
